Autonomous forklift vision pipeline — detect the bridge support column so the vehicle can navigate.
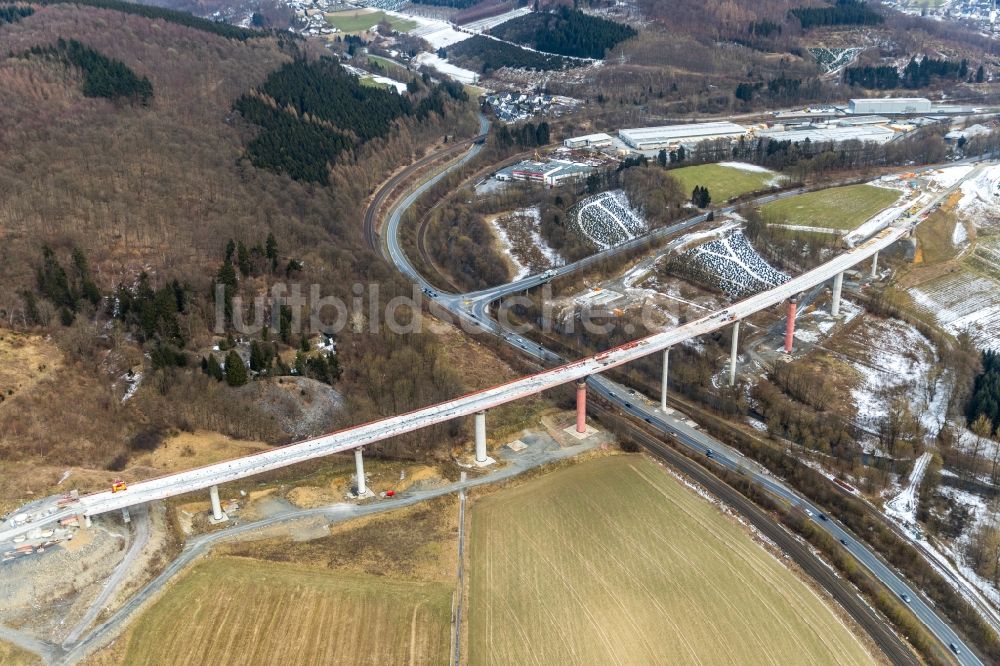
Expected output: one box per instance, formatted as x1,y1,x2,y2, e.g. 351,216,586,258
475,410,487,464
660,348,669,411
871,251,879,279
831,271,844,317
209,484,226,523
784,297,797,355
84,515,92,529
729,320,740,386
121,507,130,524
576,379,587,433
354,448,368,496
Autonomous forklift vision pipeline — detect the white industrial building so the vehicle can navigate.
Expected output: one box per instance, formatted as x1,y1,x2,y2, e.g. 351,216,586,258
563,132,614,149
618,121,747,151
495,159,594,186
759,125,896,145
848,97,932,115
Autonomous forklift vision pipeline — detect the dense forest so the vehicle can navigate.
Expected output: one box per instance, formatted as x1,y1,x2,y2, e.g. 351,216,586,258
449,35,579,73
968,350,1000,433
235,59,464,183
489,6,636,59
23,0,258,39
0,5,33,23
789,0,883,30
845,56,970,90
26,38,153,104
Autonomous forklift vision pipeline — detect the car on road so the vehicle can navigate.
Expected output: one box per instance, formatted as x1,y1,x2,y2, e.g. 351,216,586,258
643,417,652,424
899,592,910,603
818,513,828,521
949,643,961,655
624,402,632,409
839,538,848,546
705,449,714,458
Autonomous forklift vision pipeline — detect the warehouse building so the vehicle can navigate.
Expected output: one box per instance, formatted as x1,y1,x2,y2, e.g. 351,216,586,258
618,121,747,151
759,125,896,145
563,132,614,149
495,159,594,186
848,97,932,115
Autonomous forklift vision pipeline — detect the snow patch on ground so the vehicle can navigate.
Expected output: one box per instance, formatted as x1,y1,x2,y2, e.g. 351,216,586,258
885,452,932,524
952,220,969,246
926,164,975,189
413,52,478,84
958,164,1000,227
491,218,530,281
848,318,940,438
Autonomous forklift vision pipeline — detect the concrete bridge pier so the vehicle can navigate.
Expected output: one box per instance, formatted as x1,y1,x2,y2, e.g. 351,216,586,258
831,271,844,317
354,448,368,496
871,251,879,279
784,297,797,355
209,484,227,523
121,507,130,524
729,320,741,386
83,515,92,528
660,348,670,411
474,410,488,464
576,379,587,433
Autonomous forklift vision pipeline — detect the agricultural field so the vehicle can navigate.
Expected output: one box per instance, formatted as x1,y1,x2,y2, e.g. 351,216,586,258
0,641,38,666
760,184,901,231
669,162,783,203
325,9,416,33
467,455,875,665
909,268,1000,352
119,557,452,666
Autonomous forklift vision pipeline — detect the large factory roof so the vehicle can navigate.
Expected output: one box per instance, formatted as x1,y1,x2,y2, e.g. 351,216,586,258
759,125,896,144
618,121,746,146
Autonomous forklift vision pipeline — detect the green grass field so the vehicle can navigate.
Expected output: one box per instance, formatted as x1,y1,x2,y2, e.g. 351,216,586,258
760,184,901,231
468,455,875,665
326,10,416,33
669,163,781,202
121,557,452,666
367,54,400,70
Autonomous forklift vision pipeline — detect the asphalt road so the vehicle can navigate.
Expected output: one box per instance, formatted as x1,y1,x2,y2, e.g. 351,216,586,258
375,135,986,664
603,405,916,665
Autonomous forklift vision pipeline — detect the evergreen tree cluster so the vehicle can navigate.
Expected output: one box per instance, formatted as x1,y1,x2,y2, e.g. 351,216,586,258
28,245,101,325
0,5,33,23
27,39,152,105
448,35,578,74
902,55,968,88
493,120,550,148
112,273,187,347
235,58,427,183
790,0,883,30
748,20,781,38
23,0,257,39
845,56,971,90
844,65,900,90
690,185,711,208
214,234,283,325
489,6,637,59
968,350,1000,435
